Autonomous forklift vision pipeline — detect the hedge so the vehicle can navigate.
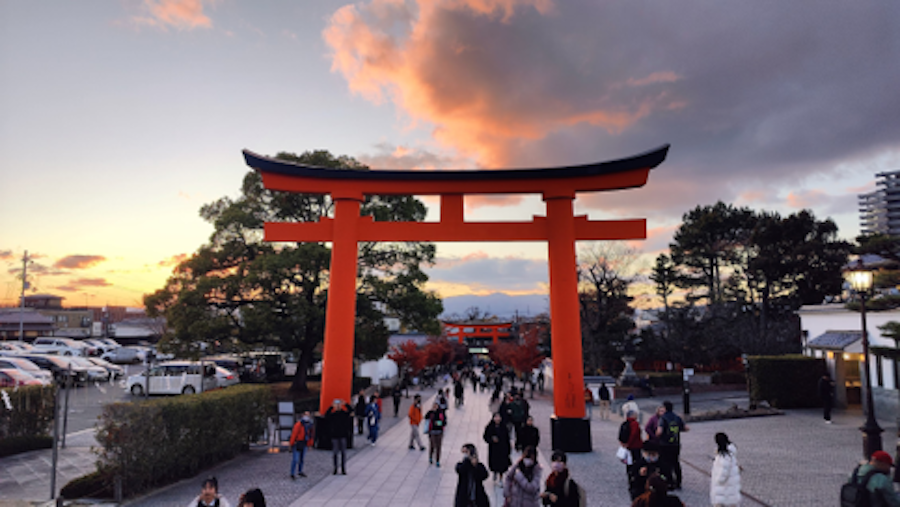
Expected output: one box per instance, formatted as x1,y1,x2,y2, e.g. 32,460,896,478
92,384,272,498
747,355,825,408
60,470,113,500
0,385,56,456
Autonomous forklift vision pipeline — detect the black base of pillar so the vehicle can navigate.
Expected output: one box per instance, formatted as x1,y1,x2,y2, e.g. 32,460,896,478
314,415,354,450
550,415,592,453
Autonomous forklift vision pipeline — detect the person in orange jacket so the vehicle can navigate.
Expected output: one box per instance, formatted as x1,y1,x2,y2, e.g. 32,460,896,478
408,394,426,450
289,411,314,479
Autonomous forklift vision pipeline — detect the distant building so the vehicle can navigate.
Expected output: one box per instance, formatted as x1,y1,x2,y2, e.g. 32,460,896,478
0,309,54,340
859,169,900,235
21,294,92,338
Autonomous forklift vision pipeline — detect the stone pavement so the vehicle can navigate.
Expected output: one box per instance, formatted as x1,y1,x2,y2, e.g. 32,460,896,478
1,380,892,506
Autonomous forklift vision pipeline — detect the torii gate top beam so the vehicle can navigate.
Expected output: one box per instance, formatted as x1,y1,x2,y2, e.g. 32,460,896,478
243,145,668,199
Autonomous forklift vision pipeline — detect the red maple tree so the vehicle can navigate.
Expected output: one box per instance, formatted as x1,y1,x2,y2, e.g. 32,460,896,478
387,340,426,376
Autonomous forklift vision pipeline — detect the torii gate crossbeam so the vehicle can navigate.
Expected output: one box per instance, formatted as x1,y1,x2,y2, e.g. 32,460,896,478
243,145,668,452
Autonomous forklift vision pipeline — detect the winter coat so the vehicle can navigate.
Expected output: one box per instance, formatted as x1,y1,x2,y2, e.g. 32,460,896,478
455,458,490,507
425,409,446,435
619,417,643,450
516,424,540,451
504,462,543,507
365,402,381,427
710,444,741,506
542,470,580,507
849,463,900,507
483,421,512,473
289,418,315,449
325,404,352,438
408,404,423,426
644,414,661,444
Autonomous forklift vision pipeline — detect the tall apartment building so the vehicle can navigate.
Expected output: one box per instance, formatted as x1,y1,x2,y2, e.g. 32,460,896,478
860,169,900,236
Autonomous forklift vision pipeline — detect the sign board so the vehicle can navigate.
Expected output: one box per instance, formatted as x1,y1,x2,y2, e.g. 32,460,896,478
683,368,694,380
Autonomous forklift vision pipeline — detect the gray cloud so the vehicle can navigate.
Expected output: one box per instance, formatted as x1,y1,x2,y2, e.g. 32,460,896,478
328,1,900,224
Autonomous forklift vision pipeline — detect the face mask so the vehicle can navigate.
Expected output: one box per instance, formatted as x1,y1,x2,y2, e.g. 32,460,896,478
523,459,535,467
551,462,565,473
301,416,311,422
643,454,658,463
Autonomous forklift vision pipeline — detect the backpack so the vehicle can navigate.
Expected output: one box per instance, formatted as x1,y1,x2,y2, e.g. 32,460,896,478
660,413,681,446
841,465,883,507
300,419,314,443
563,477,587,507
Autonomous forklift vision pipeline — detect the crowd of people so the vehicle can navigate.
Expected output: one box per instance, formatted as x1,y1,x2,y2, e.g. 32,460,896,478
188,362,759,506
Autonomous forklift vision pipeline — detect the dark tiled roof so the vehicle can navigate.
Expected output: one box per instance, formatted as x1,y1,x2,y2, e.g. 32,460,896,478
808,330,862,350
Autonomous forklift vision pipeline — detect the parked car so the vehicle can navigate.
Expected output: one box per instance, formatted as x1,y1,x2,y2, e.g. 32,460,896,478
68,357,110,382
95,338,120,350
214,366,240,388
14,353,88,384
0,357,53,384
101,346,147,364
86,357,125,380
240,352,286,382
126,361,217,396
31,337,86,356
208,356,244,377
0,342,33,352
83,339,114,355
0,369,44,388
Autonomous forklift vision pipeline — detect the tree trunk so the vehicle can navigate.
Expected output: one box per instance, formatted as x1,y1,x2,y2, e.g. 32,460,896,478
289,348,312,394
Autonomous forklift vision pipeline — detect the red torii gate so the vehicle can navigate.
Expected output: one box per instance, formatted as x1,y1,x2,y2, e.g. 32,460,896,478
243,145,668,451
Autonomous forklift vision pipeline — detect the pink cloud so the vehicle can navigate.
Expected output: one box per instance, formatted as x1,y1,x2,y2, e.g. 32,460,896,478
134,0,213,30
54,255,106,270
736,189,768,204
786,189,829,209
323,0,683,167
626,224,678,253
69,278,112,288
0,250,13,261
847,181,876,194
465,195,524,209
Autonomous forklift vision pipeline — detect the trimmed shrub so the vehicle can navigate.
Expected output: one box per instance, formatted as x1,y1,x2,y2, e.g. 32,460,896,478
747,355,825,408
0,385,56,457
711,371,746,385
0,435,53,457
95,384,272,498
60,470,114,499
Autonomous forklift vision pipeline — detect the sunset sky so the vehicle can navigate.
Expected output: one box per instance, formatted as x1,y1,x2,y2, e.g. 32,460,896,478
2,1,898,310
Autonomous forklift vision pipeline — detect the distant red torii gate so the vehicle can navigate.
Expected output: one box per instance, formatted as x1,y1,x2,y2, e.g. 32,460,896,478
243,145,668,451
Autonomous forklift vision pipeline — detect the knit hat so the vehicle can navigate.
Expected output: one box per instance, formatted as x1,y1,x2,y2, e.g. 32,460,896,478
872,451,894,466
627,394,635,401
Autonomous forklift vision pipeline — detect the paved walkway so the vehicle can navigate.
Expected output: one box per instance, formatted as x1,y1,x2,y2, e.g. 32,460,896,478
1,380,892,506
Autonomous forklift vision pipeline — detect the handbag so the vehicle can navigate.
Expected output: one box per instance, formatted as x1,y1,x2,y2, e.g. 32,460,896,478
616,446,632,465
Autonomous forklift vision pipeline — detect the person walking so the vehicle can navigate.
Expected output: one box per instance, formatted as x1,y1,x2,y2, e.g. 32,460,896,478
710,432,741,507
644,405,665,445
598,382,611,420
392,385,402,417
324,398,352,475
631,476,684,507
354,391,367,435
425,401,447,467
583,384,595,420
504,445,543,507
408,394,426,450
619,410,644,468
656,401,689,490
484,412,512,481
516,416,540,452
365,395,381,445
818,372,835,424
237,488,266,507
537,370,545,393
289,411,314,479
845,450,900,506
454,379,465,407
455,443,490,507
541,450,582,506
187,477,231,507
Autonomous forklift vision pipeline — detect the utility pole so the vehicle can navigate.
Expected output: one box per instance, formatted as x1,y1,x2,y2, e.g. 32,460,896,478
18,251,29,342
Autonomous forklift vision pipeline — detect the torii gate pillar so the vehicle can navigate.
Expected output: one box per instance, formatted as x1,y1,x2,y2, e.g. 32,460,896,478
545,194,591,451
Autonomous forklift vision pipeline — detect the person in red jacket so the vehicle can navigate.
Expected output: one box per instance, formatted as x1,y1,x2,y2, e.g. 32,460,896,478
289,411,314,479
619,410,643,470
408,394,426,450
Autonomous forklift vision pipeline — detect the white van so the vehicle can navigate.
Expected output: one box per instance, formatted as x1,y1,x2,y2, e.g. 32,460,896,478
126,361,217,396
31,337,86,356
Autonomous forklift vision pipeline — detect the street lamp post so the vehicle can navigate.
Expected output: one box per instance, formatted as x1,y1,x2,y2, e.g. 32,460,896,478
847,260,883,459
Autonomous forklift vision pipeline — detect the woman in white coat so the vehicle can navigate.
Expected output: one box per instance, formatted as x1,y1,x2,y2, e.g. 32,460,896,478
710,432,741,507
